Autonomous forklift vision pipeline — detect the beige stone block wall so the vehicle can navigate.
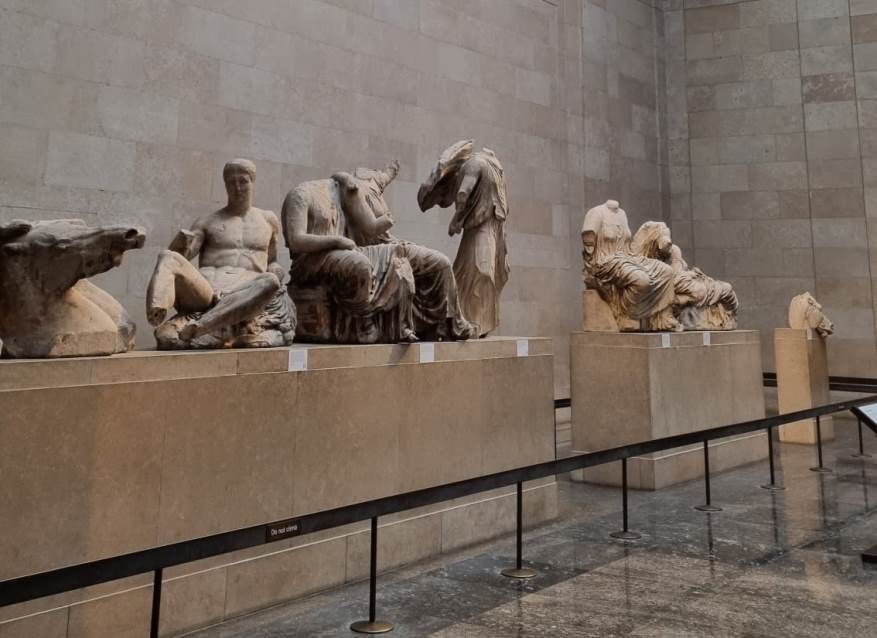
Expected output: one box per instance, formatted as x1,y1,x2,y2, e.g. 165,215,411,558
666,0,877,378
8,0,877,380
0,1,630,397
0,0,679,396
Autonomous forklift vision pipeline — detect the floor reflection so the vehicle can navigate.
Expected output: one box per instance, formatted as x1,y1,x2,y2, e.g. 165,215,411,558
191,425,877,638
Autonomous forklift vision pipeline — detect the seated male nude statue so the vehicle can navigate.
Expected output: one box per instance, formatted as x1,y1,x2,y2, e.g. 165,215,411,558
146,159,296,349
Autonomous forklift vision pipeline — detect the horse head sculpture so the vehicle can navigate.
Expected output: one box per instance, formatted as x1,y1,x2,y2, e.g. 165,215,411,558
789,292,834,338
0,219,145,357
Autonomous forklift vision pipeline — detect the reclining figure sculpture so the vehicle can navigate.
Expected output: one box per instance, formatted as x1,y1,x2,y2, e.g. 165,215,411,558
146,159,296,349
0,218,145,357
582,200,738,331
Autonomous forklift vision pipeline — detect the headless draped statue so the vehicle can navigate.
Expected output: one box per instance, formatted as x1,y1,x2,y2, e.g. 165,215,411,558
282,161,475,343
418,140,509,337
582,200,738,332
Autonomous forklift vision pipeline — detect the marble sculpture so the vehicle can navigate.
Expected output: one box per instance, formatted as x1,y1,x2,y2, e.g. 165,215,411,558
0,218,145,357
789,292,833,337
418,140,509,337
146,159,296,349
582,200,738,331
282,160,476,343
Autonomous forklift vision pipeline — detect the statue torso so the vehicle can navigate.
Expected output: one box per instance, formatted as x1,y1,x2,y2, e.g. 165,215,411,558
198,208,274,292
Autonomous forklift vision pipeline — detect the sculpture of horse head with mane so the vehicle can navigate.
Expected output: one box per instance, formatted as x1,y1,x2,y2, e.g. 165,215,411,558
0,218,145,357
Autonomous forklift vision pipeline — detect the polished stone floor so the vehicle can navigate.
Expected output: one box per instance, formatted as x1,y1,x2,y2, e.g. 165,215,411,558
190,424,877,637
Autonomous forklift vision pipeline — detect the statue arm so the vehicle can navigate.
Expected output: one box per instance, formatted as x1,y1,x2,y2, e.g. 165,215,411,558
372,159,400,192
168,222,205,260
581,209,602,262
281,189,353,253
264,211,286,280
332,172,394,235
449,171,479,235
582,230,598,261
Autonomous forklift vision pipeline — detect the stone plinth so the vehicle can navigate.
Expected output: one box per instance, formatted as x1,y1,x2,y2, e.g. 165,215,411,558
582,288,619,331
0,337,556,637
570,330,767,490
775,328,834,444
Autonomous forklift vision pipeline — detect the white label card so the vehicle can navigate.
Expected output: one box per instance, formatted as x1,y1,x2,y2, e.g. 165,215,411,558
420,342,435,364
516,339,529,357
807,328,814,340
288,349,308,372
661,333,671,348
703,332,711,346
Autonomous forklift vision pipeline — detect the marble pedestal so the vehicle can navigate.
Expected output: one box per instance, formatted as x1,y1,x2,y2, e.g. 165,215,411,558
0,338,556,638
570,330,767,490
775,328,834,445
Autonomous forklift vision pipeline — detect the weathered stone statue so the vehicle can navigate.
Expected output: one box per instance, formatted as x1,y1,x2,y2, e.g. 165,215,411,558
282,161,475,343
418,140,509,336
582,201,678,331
581,200,738,331
789,292,833,337
633,221,739,331
0,218,145,357
146,159,295,349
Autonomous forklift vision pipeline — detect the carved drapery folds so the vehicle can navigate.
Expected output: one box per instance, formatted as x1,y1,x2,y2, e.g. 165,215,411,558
582,200,738,332
418,140,510,337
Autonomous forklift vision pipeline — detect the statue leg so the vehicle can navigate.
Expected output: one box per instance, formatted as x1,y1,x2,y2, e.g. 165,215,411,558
181,273,281,340
398,243,475,339
146,250,214,326
75,279,136,352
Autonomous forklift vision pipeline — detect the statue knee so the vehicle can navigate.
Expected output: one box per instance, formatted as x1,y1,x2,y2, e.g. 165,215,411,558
158,249,184,269
254,272,282,295
434,251,452,271
350,254,373,288
630,271,651,295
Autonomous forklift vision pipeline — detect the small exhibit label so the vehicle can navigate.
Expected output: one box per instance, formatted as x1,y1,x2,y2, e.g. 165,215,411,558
420,342,435,363
661,333,671,348
702,332,711,346
516,339,529,357
288,349,308,371
266,519,301,542
807,328,814,340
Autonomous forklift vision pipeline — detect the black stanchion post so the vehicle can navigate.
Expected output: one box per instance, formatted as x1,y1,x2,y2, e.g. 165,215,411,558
809,415,833,474
852,417,872,459
695,441,722,512
611,458,641,540
350,517,393,634
150,568,162,638
502,482,537,579
761,427,785,491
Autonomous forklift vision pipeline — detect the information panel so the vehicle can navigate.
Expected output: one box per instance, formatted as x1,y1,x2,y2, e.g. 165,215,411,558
852,403,877,429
